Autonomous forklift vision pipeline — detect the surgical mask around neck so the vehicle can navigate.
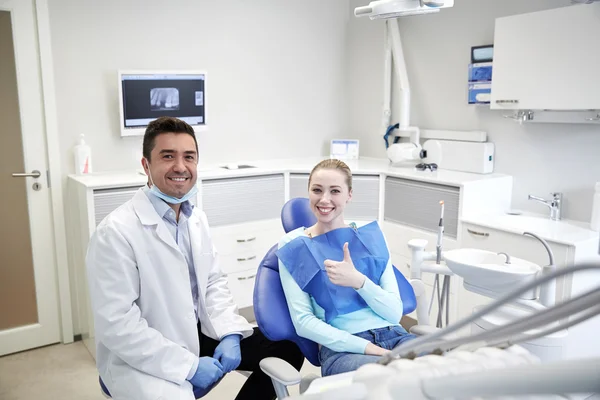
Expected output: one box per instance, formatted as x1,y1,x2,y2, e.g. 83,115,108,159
145,159,198,204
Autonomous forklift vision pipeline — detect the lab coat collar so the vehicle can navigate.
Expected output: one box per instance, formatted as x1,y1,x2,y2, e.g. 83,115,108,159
131,189,180,253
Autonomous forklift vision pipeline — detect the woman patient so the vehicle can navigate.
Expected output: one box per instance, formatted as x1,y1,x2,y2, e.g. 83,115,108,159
276,159,416,377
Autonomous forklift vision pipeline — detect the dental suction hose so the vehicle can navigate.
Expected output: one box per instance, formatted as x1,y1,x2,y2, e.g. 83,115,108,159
379,261,600,365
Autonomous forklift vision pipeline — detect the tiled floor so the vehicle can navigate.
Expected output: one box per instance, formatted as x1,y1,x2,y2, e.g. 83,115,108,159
0,341,321,400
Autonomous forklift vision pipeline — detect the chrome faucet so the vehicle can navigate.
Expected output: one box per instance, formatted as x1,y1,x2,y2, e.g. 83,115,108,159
527,192,562,221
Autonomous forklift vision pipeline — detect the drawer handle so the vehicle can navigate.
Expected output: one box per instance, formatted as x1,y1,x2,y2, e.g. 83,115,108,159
236,237,256,243
407,263,411,269
237,274,257,281
237,255,257,262
467,228,490,237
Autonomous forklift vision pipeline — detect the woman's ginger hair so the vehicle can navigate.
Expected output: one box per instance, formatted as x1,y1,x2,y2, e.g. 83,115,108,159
308,159,352,191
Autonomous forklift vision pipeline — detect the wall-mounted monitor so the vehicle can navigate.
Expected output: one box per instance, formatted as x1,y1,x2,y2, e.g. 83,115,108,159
118,70,206,137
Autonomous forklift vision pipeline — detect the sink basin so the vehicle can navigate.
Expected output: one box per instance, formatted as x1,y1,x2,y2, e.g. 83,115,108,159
444,248,541,298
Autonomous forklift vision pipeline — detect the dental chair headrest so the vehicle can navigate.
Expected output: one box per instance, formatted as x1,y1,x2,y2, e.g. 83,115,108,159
281,197,317,233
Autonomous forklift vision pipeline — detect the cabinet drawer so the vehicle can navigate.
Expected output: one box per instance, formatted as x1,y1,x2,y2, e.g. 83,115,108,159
211,219,282,257
202,175,285,226
384,177,459,238
226,268,258,309
220,253,262,275
93,186,142,226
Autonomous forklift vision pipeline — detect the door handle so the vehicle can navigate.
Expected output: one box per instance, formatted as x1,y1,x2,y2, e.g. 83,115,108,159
12,170,41,178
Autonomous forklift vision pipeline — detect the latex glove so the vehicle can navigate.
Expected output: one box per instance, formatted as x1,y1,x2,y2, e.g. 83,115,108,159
188,357,224,390
213,334,242,373
324,242,366,289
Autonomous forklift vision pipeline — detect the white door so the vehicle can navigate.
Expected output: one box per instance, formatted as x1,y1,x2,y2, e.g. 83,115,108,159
0,0,61,355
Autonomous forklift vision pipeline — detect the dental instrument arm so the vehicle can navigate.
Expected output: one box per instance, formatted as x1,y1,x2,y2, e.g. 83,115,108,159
380,262,600,364
387,358,600,400
436,201,444,264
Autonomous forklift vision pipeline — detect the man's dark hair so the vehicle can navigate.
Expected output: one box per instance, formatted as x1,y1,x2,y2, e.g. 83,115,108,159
142,117,198,160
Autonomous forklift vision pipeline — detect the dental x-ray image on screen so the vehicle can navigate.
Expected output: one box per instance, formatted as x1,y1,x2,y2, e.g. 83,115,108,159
118,71,206,136
150,88,180,111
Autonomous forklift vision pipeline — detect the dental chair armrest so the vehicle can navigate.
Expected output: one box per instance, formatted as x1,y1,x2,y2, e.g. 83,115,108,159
260,357,302,385
410,325,442,336
260,357,302,399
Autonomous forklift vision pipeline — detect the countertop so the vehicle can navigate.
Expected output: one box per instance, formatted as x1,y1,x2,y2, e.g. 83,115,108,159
68,157,511,189
462,212,599,247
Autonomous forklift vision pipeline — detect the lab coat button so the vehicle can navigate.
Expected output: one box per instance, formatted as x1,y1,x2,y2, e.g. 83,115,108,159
187,312,195,319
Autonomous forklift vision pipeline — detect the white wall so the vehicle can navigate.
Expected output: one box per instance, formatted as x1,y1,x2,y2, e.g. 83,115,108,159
48,0,350,335
347,0,600,223
48,0,350,176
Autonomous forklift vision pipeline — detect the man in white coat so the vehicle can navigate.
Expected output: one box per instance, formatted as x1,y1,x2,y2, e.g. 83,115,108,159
86,117,304,400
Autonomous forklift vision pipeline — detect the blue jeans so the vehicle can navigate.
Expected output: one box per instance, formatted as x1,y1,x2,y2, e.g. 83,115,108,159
318,326,417,376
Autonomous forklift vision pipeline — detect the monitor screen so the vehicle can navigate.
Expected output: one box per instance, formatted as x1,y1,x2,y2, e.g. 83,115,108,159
118,71,206,136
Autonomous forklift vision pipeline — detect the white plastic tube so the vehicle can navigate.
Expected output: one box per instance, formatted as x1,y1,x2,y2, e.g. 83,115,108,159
387,18,410,130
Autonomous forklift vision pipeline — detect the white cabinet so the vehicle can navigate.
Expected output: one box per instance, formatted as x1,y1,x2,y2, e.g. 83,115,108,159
67,179,145,359
202,174,286,309
491,3,600,111
211,219,283,308
202,174,285,226
384,177,460,238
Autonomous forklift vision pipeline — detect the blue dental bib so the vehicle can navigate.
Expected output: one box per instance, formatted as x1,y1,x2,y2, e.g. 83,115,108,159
276,221,389,323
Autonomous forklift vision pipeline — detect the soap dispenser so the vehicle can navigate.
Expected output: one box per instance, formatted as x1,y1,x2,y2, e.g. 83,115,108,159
74,134,92,174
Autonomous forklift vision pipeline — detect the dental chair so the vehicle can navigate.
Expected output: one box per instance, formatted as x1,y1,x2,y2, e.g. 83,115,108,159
253,197,418,398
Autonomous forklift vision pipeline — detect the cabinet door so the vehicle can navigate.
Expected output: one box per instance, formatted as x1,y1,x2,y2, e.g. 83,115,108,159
289,173,309,200
459,223,572,320
93,186,142,226
491,4,600,110
202,174,285,226
384,178,460,238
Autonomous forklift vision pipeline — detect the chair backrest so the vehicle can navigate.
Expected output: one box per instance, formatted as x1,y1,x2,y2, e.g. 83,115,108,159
280,197,315,234
253,197,417,366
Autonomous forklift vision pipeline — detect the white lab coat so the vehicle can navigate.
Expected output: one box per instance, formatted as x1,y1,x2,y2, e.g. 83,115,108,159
86,189,254,400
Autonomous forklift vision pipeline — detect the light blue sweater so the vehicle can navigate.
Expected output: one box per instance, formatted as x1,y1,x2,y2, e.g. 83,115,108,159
278,226,404,354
